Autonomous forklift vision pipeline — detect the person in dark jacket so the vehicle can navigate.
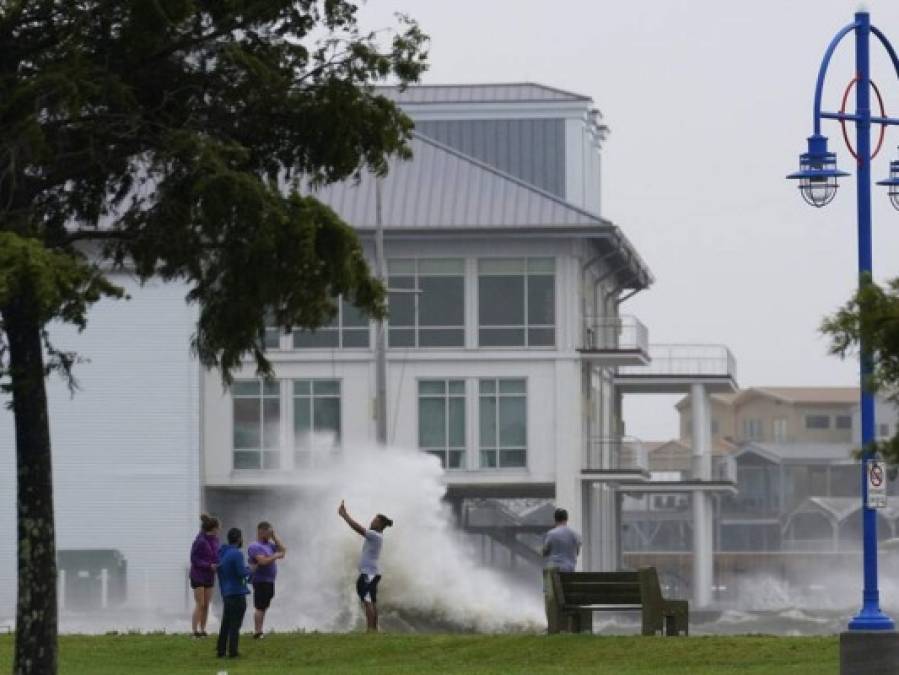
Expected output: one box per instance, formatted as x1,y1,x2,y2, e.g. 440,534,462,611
216,528,251,659
189,513,220,638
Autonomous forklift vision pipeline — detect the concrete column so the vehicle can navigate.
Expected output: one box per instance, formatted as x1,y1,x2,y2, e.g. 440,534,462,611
692,491,713,607
586,482,618,571
690,383,713,607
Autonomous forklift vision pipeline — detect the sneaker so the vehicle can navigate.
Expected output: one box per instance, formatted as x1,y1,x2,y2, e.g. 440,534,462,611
192,632,202,639
199,631,209,638
253,633,264,640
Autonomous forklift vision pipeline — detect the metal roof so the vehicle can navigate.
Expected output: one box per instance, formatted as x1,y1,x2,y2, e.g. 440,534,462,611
736,442,856,464
310,133,605,229
375,82,591,104
307,134,652,290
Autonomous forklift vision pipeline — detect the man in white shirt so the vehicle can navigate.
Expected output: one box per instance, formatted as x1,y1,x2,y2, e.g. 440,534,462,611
338,500,393,632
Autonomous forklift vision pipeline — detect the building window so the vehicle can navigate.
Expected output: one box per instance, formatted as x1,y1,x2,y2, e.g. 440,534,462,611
835,415,852,430
479,378,527,468
293,380,341,467
742,418,763,441
388,259,465,347
711,420,720,435
773,417,788,442
478,258,555,347
879,423,891,439
232,380,281,470
805,415,831,430
292,298,370,349
418,380,466,469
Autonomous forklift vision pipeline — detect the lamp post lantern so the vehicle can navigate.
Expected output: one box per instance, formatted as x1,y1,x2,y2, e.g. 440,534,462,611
787,10,899,636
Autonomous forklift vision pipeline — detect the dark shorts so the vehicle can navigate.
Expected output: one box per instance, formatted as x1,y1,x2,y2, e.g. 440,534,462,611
253,582,275,610
356,574,381,604
190,578,213,590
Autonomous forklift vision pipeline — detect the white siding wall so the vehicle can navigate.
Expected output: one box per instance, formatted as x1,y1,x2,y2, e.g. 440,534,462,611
0,275,200,617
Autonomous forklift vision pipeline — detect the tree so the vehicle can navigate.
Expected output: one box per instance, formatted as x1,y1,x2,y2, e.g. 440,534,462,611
0,3,427,673
822,275,899,462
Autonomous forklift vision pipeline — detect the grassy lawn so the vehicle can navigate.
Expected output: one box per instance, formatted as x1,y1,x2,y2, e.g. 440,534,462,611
0,633,837,674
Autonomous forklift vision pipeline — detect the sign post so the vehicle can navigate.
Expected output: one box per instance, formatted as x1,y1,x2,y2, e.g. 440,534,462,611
867,460,887,510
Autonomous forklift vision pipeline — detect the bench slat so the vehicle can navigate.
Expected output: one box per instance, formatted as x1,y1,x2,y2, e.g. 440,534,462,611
563,591,643,605
559,572,638,583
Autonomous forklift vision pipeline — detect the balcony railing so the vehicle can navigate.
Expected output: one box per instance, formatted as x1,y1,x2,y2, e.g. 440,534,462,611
584,436,648,473
582,316,649,354
618,344,737,379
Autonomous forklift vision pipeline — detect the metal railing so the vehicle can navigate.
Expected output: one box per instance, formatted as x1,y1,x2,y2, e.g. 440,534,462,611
618,344,737,379
584,436,648,473
710,455,737,482
582,315,649,354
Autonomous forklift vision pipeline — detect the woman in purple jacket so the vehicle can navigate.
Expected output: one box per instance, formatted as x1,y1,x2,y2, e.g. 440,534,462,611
190,513,220,637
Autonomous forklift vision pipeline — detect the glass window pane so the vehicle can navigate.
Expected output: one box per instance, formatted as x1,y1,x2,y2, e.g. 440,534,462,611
293,399,311,446
480,450,497,468
388,281,415,326
479,395,497,446
448,397,465,447
262,380,280,396
419,329,464,347
293,380,311,396
389,328,415,348
527,258,555,274
527,275,555,326
264,328,281,350
420,276,464,326
233,399,260,449
479,328,525,346
262,451,281,470
293,329,339,349
234,451,261,470
479,276,524,326
313,380,340,396
419,398,446,448
528,328,555,346
479,379,496,394
419,258,465,275
342,300,370,327
342,329,370,348
448,381,465,395
479,259,525,275
499,449,526,468
262,399,280,448
499,379,526,394
313,398,341,438
232,381,260,397
499,397,526,447
387,259,415,275
419,381,446,395
447,450,464,470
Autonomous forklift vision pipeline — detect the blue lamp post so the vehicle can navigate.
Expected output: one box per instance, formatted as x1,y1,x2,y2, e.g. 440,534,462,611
787,10,899,633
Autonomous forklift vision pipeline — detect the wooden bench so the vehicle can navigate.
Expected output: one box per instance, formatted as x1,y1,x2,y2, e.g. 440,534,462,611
544,567,688,636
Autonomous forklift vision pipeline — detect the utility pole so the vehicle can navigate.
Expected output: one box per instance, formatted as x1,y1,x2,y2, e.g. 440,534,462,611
374,177,388,445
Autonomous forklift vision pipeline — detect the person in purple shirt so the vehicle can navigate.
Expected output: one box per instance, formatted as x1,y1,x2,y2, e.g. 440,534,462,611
189,513,220,638
246,521,286,639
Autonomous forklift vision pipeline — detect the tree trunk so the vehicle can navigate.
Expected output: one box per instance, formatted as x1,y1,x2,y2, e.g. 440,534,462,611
3,296,58,675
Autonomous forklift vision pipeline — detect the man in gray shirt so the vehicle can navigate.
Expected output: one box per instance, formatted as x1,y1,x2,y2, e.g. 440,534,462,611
338,500,393,632
542,508,581,572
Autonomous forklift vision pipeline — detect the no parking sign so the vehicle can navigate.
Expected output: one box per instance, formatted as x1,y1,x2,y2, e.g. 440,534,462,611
867,460,888,509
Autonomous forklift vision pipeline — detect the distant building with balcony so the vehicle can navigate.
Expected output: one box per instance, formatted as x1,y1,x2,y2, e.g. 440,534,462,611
622,387,899,600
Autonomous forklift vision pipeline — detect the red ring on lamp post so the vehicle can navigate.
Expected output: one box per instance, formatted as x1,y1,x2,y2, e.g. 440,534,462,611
840,75,887,163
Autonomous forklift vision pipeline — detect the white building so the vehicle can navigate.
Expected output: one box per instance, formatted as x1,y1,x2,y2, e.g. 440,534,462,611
0,276,201,618
203,84,738,601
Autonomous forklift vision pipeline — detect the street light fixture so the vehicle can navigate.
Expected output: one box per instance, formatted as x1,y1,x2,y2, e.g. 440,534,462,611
876,155,899,211
787,134,849,207
787,10,899,640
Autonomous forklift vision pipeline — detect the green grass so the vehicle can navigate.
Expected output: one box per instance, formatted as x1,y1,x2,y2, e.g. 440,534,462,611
0,633,838,674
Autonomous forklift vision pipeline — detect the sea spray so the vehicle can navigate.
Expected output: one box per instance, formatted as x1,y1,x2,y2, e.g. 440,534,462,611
250,441,546,633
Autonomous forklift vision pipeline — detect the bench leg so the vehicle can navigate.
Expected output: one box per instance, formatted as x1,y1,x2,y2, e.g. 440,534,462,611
665,614,677,636
577,610,593,635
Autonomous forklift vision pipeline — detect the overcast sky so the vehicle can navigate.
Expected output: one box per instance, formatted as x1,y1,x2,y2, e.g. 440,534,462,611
358,0,899,440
